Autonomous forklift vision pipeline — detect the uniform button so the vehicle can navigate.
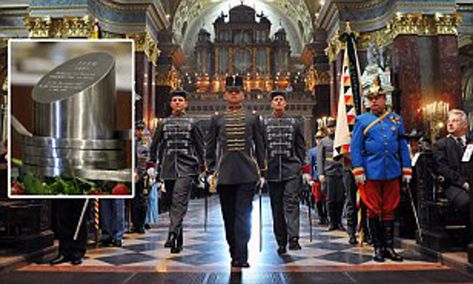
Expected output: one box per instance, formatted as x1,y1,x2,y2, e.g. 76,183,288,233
384,150,388,153
384,135,387,138
384,142,388,145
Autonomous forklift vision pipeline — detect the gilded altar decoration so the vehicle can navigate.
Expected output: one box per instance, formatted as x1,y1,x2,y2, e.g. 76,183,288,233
434,13,462,35
304,66,330,91
357,13,461,49
387,13,461,39
127,31,161,64
305,65,317,91
325,31,348,62
24,16,52,38
126,33,146,52
24,15,94,38
143,31,160,64
156,66,180,89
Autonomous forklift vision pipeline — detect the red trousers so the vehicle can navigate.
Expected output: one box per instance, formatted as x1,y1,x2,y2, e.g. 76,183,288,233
311,181,326,202
360,179,400,220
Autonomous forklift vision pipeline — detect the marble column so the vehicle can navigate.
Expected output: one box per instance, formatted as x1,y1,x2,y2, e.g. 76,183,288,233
155,55,172,118
313,29,331,122
393,35,422,131
437,35,462,108
135,51,147,123
148,61,156,126
329,52,343,118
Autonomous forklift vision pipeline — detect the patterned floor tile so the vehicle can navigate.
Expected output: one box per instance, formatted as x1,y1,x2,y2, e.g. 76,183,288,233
28,195,444,271
96,252,156,266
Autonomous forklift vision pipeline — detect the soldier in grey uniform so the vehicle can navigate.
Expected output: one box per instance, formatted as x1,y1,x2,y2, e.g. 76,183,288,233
150,90,205,254
262,90,306,255
317,119,346,231
206,76,265,268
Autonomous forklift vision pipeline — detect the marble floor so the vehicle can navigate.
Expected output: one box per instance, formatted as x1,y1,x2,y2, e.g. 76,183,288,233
4,195,473,283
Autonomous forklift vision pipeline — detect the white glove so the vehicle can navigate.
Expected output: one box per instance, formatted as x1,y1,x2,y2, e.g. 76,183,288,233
258,177,266,188
159,180,166,193
309,180,314,187
464,182,470,191
147,168,157,185
402,175,412,184
197,173,206,189
302,173,311,184
319,174,326,184
354,174,365,185
206,174,214,185
147,167,157,179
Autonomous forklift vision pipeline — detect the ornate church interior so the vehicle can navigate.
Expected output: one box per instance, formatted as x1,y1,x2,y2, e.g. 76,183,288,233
1,0,473,283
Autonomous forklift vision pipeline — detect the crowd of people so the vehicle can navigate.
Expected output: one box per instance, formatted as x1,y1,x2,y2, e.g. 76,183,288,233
49,75,471,268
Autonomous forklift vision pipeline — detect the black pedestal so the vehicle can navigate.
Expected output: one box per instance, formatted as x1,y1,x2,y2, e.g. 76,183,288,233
422,229,454,252
0,230,54,253
0,201,54,254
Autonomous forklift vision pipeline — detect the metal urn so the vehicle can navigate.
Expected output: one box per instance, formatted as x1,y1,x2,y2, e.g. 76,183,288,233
17,52,131,182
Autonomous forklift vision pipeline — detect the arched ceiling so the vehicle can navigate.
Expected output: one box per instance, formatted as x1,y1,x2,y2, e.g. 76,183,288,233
170,0,317,56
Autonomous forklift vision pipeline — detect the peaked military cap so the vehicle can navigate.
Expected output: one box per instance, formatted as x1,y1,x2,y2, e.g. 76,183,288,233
225,75,243,91
326,119,336,128
169,89,188,100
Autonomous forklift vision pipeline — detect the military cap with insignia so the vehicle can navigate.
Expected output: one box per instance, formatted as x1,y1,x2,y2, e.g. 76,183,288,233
366,76,386,98
225,75,244,91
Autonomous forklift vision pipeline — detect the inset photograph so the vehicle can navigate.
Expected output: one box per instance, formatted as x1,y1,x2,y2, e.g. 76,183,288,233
9,40,134,198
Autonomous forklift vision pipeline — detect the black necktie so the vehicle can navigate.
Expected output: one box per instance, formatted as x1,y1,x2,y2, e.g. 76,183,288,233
457,137,465,149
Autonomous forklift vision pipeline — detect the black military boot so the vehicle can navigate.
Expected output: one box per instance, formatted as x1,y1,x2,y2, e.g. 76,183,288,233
164,232,173,248
363,231,373,245
316,202,328,225
336,201,345,231
383,220,403,262
348,234,358,245
277,244,287,255
327,202,337,231
288,237,301,250
170,231,183,254
368,218,385,262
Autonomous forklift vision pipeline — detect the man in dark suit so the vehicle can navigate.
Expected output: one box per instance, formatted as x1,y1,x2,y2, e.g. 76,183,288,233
206,75,265,268
433,109,471,218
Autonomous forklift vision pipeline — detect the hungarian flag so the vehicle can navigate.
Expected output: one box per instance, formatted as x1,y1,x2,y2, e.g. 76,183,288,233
333,25,365,245
333,30,362,159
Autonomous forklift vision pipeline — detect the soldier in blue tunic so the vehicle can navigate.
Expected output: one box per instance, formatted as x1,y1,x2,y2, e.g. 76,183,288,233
351,81,412,262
